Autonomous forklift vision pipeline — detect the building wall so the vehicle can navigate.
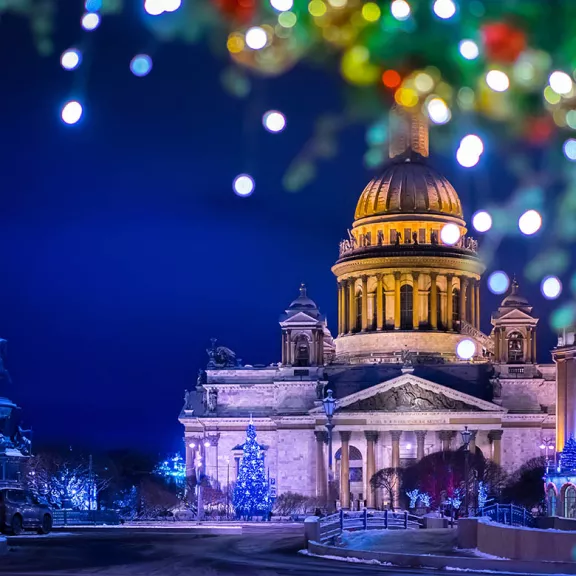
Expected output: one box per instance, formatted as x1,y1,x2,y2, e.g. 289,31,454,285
501,427,546,473
276,429,316,496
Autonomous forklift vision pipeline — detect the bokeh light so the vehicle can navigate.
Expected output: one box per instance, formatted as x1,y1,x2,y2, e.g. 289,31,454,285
362,2,381,22
433,0,456,19
427,97,451,124
563,138,576,160
472,210,492,232
541,276,562,300
456,147,479,168
549,71,573,95
85,0,102,10
263,110,286,133
61,101,83,125
390,0,410,21
456,339,475,360
486,70,510,92
270,0,293,10
414,72,434,93
61,49,82,71
144,0,164,15
440,223,460,245
518,209,542,235
382,70,402,88
130,54,153,77
81,12,100,30
233,174,255,197
245,27,267,50
459,40,479,60
163,0,182,11
487,271,510,295
460,134,484,156
308,0,327,17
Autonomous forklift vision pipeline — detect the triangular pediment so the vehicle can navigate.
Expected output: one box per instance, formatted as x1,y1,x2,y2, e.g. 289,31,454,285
494,308,537,323
311,373,505,414
280,311,323,326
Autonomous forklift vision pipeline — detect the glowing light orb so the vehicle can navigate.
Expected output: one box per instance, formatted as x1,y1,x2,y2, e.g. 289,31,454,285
144,0,164,15
549,71,573,95
518,209,542,235
563,138,576,161
263,110,286,133
456,339,476,360
308,0,327,16
541,276,562,300
61,48,82,71
270,0,293,10
456,147,479,168
362,2,381,21
84,0,102,11
163,0,182,12
487,271,509,295
414,72,434,93
61,101,83,125
278,11,297,26
433,0,456,19
440,223,460,245
472,210,492,233
460,134,484,156
81,12,100,30
486,70,509,92
427,97,451,124
459,39,479,60
390,0,410,21
245,27,267,50
233,174,255,197
130,54,153,77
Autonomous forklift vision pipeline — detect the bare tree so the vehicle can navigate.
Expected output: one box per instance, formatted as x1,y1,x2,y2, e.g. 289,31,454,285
370,468,402,510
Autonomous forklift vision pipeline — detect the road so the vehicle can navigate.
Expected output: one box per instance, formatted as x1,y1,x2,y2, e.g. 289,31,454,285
0,525,443,576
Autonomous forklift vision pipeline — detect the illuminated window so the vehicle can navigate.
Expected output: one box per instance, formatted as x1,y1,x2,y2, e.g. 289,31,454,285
400,284,413,329
508,332,524,363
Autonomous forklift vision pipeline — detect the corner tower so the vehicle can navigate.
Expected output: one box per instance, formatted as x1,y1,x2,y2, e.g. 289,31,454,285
332,107,486,363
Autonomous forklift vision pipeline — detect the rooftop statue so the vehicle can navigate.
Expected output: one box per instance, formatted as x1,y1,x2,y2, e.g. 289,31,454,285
206,338,241,368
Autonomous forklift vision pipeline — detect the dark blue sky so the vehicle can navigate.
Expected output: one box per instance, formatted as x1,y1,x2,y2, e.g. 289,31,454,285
0,5,560,454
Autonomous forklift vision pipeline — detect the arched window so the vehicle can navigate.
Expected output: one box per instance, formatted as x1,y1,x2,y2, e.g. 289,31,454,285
428,287,442,329
294,334,310,367
452,288,460,325
547,485,557,516
508,332,524,363
400,284,413,329
355,291,363,331
565,485,576,518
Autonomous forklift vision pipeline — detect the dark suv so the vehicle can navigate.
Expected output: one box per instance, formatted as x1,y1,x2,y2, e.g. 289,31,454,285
0,488,53,535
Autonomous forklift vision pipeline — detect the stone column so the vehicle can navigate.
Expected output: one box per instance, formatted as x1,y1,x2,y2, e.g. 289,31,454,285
430,273,438,330
415,431,427,460
412,272,420,330
337,282,343,336
439,430,454,452
339,431,351,509
361,275,369,331
390,431,402,508
185,439,195,481
488,430,503,466
446,275,454,331
348,279,356,334
315,431,328,503
365,431,378,508
469,279,476,329
526,328,533,363
394,272,401,330
532,328,537,362
494,328,500,362
475,282,481,330
469,430,477,455
460,277,468,324
207,433,221,486
376,274,384,330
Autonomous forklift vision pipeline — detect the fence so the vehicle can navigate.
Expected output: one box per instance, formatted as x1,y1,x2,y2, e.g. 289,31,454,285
478,503,535,527
52,510,121,526
317,509,421,543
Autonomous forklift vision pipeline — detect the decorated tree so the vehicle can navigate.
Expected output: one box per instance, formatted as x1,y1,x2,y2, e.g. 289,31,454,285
560,436,576,471
233,420,270,518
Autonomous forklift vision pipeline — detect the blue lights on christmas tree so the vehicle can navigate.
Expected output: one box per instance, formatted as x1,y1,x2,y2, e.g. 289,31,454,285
155,454,186,486
233,420,270,517
560,436,576,471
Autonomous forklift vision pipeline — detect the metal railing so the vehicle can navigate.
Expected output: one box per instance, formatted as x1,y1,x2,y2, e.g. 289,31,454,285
460,321,494,354
52,510,121,527
318,509,421,542
478,503,535,527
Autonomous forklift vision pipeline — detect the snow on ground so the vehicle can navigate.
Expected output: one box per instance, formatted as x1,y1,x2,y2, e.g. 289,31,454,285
299,549,392,565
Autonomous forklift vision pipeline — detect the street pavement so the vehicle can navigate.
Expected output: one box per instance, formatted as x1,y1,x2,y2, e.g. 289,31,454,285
0,524,444,575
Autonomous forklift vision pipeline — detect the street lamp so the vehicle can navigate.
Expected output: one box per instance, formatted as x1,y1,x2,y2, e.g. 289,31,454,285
189,438,211,521
461,427,472,516
323,389,336,514
540,438,555,472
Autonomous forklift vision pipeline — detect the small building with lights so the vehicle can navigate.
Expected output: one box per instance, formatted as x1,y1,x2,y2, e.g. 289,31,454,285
180,109,563,511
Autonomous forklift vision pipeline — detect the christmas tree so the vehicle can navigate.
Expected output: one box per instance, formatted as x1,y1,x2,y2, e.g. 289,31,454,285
561,436,576,471
233,420,270,518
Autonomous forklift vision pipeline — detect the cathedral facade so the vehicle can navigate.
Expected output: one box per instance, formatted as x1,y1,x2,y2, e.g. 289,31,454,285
180,110,569,510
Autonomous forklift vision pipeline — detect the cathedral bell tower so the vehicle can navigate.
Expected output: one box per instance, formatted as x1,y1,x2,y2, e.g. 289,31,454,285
331,106,486,363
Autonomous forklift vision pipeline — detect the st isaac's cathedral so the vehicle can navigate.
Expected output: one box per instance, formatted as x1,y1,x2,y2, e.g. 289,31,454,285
180,109,576,510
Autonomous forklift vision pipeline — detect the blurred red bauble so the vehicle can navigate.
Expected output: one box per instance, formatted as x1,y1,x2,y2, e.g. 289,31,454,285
525,116,554,145
482,22,526,63
212,0,255,23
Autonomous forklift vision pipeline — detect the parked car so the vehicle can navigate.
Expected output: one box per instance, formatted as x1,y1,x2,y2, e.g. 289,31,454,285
0,487,53,535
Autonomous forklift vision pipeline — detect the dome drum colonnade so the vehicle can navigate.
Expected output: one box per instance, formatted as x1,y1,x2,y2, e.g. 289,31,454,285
332,107,485,358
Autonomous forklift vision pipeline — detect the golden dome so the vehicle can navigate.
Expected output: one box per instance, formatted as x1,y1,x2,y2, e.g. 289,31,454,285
354,159,464,221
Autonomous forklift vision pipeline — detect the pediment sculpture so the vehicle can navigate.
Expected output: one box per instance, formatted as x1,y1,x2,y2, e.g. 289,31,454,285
343,382,479,412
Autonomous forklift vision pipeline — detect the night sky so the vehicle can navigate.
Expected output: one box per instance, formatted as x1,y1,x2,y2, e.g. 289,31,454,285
0,5,561,455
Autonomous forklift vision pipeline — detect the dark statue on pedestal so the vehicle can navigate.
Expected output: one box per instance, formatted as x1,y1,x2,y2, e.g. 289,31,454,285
206,338,242,368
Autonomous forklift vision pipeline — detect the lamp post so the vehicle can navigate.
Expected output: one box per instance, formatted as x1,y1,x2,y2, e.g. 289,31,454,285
189,438,211,521
539,438,555,472
323,389,336,514
461,426,472,516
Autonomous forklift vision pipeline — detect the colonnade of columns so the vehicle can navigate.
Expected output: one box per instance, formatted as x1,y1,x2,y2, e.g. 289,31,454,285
337,273,481,336
315,428,503,509
493,326,537,364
